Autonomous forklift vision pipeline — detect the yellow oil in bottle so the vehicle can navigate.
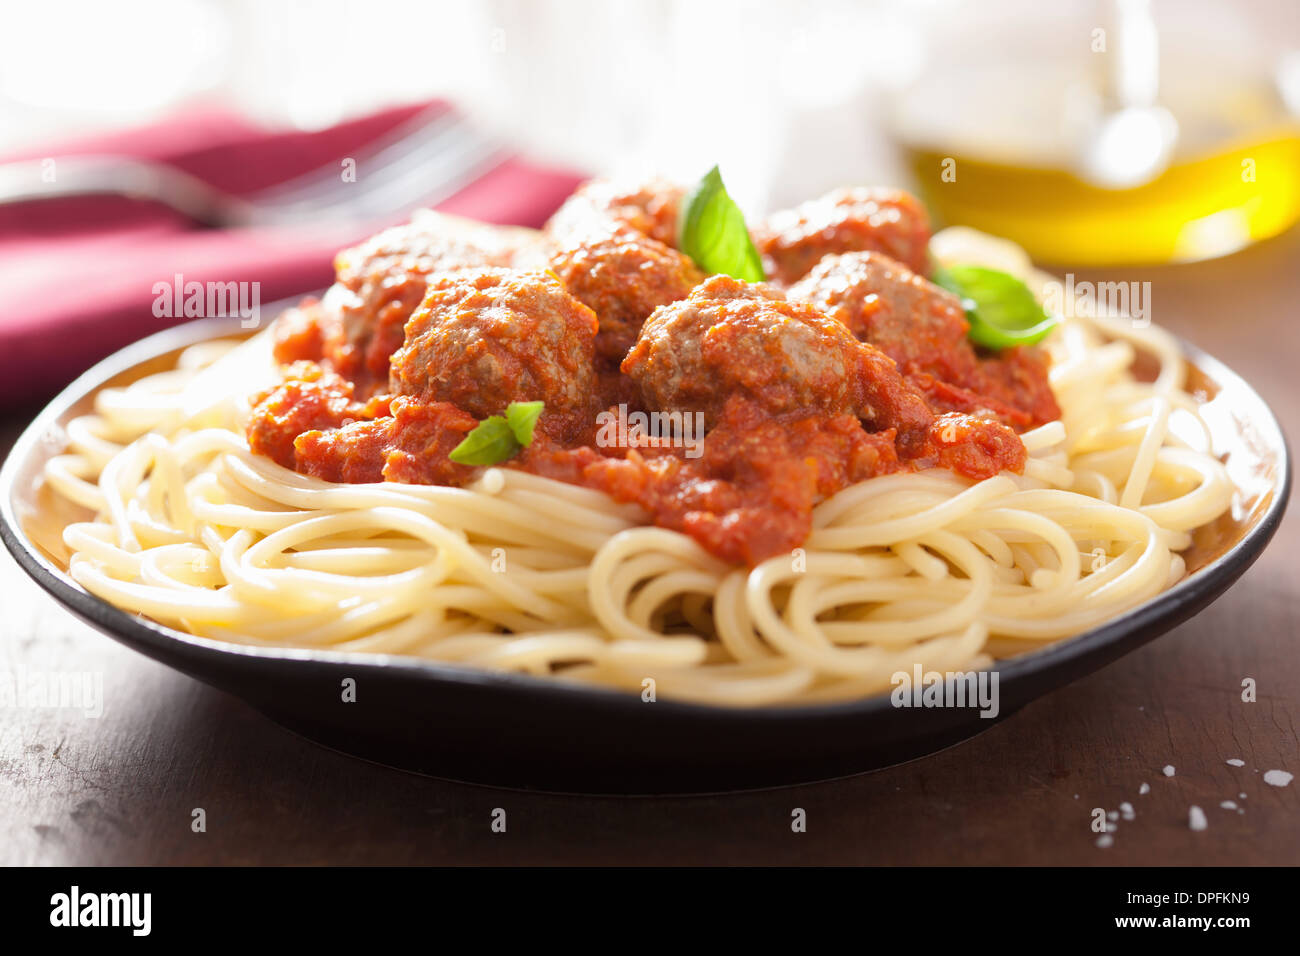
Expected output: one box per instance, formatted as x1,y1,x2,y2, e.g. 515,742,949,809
903,127,1300,265
887,14,1300,269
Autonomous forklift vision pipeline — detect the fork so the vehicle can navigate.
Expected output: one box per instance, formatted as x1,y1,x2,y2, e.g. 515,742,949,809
0,106,511,229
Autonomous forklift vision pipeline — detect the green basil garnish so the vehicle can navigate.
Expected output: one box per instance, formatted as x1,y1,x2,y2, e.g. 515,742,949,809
449,401,544,466
931,264,1057,350
448,418,517,466
678,165,766,283
504,400,543,446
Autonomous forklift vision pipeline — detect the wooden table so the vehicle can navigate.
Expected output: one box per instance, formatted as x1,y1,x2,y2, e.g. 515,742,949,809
1,230,1296,866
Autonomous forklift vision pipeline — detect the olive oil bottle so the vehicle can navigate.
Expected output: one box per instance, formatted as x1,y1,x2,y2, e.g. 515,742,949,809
902,127,1300,265
888,1,1300,266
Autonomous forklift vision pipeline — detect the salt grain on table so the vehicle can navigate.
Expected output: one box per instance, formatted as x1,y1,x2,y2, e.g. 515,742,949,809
1120,802,1135,821
1096,834,1114,849
1263,770,1294,787
1139,783,1150,795
1163,765,1176,777
1221,800,1238,810
1226,758,1245,767
1189,806,1208,831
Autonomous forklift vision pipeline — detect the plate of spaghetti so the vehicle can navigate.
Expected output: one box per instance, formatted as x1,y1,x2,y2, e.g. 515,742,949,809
0,171,1288,792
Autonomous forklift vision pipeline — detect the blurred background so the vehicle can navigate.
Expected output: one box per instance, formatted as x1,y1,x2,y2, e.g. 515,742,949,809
3,0,1298,261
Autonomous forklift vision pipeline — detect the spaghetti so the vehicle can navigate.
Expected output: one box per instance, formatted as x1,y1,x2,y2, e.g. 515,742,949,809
44,225,1235,706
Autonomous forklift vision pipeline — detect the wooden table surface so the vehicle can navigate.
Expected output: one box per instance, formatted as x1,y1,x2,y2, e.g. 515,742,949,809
1,229,1296,867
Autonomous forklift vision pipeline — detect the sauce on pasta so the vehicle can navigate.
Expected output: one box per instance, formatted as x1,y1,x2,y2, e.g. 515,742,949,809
250,180,1058,565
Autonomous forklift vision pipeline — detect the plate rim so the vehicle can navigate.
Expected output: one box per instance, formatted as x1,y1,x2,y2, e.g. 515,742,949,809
1,312,1291,723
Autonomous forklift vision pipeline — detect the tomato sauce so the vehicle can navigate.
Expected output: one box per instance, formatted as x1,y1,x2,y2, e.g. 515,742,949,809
249,353,1027,566
247,181,1052,567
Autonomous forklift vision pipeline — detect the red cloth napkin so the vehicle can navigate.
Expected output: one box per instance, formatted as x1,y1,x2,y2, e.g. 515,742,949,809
0,102,585,404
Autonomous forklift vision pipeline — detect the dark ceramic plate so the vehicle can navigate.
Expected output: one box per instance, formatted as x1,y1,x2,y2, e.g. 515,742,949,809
0,316,1290,793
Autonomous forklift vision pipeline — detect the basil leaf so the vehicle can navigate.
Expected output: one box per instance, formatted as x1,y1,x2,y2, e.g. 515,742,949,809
931,264,1057,350
504,400,544,447
448,401,545,466
678,165,766,283
448,416,520,466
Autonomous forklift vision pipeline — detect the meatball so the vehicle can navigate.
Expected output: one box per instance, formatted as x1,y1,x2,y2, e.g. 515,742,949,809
389,269,598,419
544,178,685,247
322,212,550,381
753,187,931,285
789,251,972,383
622,275,932,450
790,252,1060,427
550,224,704,368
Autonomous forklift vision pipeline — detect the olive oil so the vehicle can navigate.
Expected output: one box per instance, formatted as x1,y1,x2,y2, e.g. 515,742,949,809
902,127,1300,266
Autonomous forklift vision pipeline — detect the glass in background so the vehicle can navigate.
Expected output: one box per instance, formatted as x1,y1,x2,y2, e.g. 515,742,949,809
888,0,1300,264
